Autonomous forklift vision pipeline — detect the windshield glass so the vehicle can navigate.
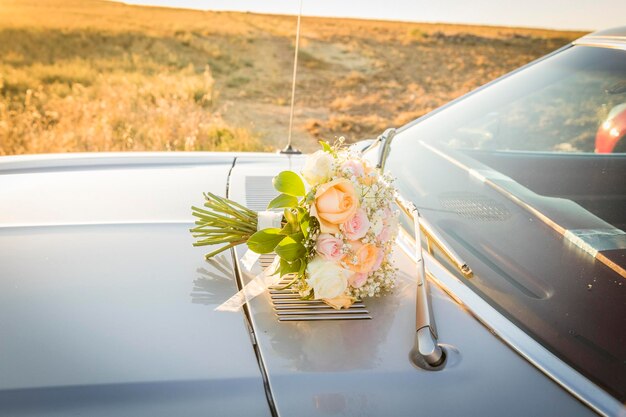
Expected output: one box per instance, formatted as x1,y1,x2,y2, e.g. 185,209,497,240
385,45,626,401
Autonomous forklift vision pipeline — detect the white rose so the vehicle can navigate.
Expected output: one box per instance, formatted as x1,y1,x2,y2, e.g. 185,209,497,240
306,257,349,299
302,150,334,186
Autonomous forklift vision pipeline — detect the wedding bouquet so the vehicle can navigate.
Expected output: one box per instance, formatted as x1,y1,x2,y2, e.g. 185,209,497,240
191,140,399,309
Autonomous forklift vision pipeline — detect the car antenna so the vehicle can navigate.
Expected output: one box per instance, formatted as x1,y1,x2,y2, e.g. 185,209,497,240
280,0,303,155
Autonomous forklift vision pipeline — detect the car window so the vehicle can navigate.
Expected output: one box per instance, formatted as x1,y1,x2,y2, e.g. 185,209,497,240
427,46,626,154
449,77,626,153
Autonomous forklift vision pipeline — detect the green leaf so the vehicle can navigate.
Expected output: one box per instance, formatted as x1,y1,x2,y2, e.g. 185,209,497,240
284,208,298,225
273,171,306,197
299,212,311,238
278,208,299,235
275,260,302,287
275,236,306,261
319,141,332,153
267,193,298,209
279,258,302,276
246,228,283,254
280,221,297,236
289,232,304,244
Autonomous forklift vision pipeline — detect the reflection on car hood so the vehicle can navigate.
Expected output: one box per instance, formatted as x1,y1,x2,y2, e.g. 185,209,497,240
0,153,271,416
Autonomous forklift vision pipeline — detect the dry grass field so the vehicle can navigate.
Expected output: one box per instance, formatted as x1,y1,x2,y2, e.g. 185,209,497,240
0,0,586,154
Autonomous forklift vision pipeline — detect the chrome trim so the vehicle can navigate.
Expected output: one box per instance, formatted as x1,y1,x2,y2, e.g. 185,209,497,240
277,314,373,321
269,277,372,321
573,37,626,51
273,303,367,309
0,220,193,229
227,171,280,417
397,232,625,417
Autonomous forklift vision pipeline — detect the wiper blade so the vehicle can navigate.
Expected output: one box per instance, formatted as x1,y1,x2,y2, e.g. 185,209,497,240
419,215,473,277
396,197,445,367
397,195,473,278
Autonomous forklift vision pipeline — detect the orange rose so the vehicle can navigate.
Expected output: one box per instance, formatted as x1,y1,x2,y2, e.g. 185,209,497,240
344,241,380,273
311,178,358,233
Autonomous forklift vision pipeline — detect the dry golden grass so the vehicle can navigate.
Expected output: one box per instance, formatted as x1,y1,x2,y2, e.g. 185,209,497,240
0,0,587,154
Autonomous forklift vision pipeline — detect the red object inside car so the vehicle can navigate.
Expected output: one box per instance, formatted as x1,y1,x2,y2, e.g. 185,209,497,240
596,103,626,153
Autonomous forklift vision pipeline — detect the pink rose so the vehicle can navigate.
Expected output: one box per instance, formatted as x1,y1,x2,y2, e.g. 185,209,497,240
341,160,365,177
377,208,398,243
343,208,370,240
378,225,391,243
315,234,344,261
349,272,368,288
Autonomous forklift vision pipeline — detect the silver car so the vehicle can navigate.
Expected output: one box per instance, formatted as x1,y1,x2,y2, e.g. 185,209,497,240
1,27,624,417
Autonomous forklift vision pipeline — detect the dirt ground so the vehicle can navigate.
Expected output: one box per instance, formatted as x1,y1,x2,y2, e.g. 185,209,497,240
0,0,586,154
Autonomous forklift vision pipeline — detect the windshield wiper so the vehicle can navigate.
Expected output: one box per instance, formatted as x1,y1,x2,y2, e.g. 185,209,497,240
365,127,395,169
396,197,445,368
397,195,473,278
419,215,473,277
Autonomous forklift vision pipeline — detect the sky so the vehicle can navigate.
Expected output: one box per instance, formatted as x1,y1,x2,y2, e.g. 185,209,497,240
114,0,626,31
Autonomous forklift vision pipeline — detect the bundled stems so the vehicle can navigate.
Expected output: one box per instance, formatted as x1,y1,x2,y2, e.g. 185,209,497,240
190,193,259,259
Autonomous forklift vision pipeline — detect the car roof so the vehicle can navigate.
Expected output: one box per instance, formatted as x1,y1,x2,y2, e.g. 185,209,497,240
576,26,626,50
572,26,626,51
588,26,626,38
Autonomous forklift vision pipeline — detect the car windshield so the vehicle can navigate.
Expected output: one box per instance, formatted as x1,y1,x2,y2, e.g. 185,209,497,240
384,45,626,401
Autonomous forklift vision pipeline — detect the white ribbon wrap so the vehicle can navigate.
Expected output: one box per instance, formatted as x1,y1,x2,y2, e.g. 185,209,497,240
257,210,284,230
215,256,280,312
216,210,284,312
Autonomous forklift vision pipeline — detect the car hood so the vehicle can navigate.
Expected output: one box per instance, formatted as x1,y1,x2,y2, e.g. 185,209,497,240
0,153,271,416
0,151,598,416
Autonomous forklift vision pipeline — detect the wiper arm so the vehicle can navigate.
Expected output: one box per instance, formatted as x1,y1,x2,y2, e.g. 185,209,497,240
397,195,473,278
365,127,395,169
419,215,473,277
396,197,445,368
